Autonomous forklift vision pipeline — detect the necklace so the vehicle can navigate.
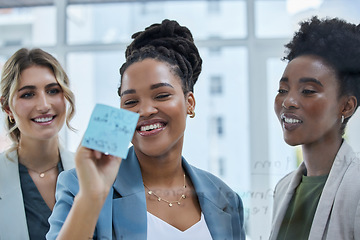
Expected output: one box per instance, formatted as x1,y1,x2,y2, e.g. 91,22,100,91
143,174,187,207
26,163,59,178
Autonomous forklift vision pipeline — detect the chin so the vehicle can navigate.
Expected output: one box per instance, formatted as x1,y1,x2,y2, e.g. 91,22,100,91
283,136,302,147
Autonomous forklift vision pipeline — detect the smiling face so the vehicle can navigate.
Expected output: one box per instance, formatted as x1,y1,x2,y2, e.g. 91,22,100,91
274,55,344,146
8,65,66,142
120,58,195,158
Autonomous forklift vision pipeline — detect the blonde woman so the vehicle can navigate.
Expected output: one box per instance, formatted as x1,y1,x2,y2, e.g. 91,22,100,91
0,48,75,240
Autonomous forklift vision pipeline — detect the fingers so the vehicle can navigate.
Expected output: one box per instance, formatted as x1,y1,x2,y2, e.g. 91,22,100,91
93,150,102,159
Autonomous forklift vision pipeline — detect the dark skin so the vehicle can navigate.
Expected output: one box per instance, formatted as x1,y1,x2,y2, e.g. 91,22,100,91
121,59,200,230
274,55,357,176
56,58,201,239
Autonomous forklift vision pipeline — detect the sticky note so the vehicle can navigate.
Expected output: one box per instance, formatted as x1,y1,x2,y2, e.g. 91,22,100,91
81,104,139,158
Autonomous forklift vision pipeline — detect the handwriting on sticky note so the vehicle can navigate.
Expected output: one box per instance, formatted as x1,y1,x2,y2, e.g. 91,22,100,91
81,104,139,158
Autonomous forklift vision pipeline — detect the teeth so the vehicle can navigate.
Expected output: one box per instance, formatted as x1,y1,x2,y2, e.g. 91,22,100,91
34,117,53,123
140,123,162,132
283,117,301,124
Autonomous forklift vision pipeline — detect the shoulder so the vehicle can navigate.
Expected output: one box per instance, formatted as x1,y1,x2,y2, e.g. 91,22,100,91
58,168,78,184
184,161,241,206
56,168,79,196
273,167,301,197
59,145,75,170
0,150,18,172
187,163,233,191
332,141,360,184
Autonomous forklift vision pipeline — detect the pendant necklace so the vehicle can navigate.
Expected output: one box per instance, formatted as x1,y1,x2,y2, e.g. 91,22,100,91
26,163,59,178
143,174,187,207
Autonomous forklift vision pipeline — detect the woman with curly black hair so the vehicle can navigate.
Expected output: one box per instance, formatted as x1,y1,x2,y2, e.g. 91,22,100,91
47,19,245,240
270,16,360,240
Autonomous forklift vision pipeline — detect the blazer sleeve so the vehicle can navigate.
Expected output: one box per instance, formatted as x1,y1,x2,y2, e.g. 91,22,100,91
46,169,79,240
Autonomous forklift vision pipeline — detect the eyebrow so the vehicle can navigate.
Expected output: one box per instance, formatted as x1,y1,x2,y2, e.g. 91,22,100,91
299,77,323,87
150,82,174,90
18,83,61,92
120,82,174,97
279,77,323,87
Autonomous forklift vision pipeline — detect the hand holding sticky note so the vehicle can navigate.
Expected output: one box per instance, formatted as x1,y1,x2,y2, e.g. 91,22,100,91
81,104,139,158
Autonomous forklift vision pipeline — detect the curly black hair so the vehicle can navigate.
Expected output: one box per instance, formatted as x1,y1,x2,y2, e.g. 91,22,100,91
118,19,202,95
283,16,360,132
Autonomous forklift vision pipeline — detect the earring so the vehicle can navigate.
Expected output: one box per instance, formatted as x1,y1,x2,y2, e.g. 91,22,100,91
188,109,195,118
8,116,15,124
341,115,345,124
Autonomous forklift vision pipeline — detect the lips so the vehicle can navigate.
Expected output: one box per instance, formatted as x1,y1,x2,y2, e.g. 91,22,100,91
281,113,303,131
137,120,166,136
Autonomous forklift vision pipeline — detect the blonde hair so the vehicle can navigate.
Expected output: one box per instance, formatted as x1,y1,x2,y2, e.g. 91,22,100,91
0,48,75,144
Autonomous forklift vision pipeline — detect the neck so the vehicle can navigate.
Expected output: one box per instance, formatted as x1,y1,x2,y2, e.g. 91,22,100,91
18,137,60,169
136,146,185,187
302,137,343,176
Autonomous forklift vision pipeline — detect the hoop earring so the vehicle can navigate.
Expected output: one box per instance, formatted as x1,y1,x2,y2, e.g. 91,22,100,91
341,115,345,124
8,116,15,124
188,109,195,118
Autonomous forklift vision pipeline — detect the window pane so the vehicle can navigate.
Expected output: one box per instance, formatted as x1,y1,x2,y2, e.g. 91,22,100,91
65,51,123,151
255,0,360,39
67,1,246,45
0,7,56,47
255,1,292,38
183,46,249,193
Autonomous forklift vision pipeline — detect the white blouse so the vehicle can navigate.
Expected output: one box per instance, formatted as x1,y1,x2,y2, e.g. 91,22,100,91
147,211,213,240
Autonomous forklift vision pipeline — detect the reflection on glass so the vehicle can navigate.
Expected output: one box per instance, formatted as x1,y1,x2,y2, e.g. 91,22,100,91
67,1,246,45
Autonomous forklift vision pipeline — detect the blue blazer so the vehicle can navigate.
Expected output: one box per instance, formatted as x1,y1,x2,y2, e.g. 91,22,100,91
47,147,245,240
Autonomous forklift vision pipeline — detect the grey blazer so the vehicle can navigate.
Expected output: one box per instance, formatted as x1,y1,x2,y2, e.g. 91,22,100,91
47,146,245,240
269,141,360,240
0,146,74,240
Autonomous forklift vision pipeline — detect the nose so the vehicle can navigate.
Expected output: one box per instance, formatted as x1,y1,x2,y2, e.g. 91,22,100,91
282,92,299,109
138,101,158,117
36,92,51,113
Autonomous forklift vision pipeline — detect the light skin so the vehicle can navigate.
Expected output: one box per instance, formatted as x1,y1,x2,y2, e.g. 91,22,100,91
6,65,67,209
56,58,199,239
274,55,356,176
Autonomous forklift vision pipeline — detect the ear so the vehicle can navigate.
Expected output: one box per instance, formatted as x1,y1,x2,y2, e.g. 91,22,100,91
341,95,357,119
0,97,14,119
186,91,196,111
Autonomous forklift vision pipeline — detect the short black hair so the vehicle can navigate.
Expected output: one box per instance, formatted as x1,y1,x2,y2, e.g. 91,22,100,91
283,16,360,131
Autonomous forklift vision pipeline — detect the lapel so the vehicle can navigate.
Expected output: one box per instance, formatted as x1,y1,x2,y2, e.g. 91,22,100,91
102,148,237,239
269,163,305,240
59,145,75,170
308,141,353,239
182,159,234,240
111,147,147,239
0,150,29,240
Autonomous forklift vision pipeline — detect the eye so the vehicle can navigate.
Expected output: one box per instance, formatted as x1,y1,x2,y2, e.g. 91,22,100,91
47,88,61,95
123,99,138,106
277,89,287,94
155,93,171,100
302,89,317,95
20,92,35,99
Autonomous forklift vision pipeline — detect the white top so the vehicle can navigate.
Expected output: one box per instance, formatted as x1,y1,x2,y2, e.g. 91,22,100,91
147,211,213,240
